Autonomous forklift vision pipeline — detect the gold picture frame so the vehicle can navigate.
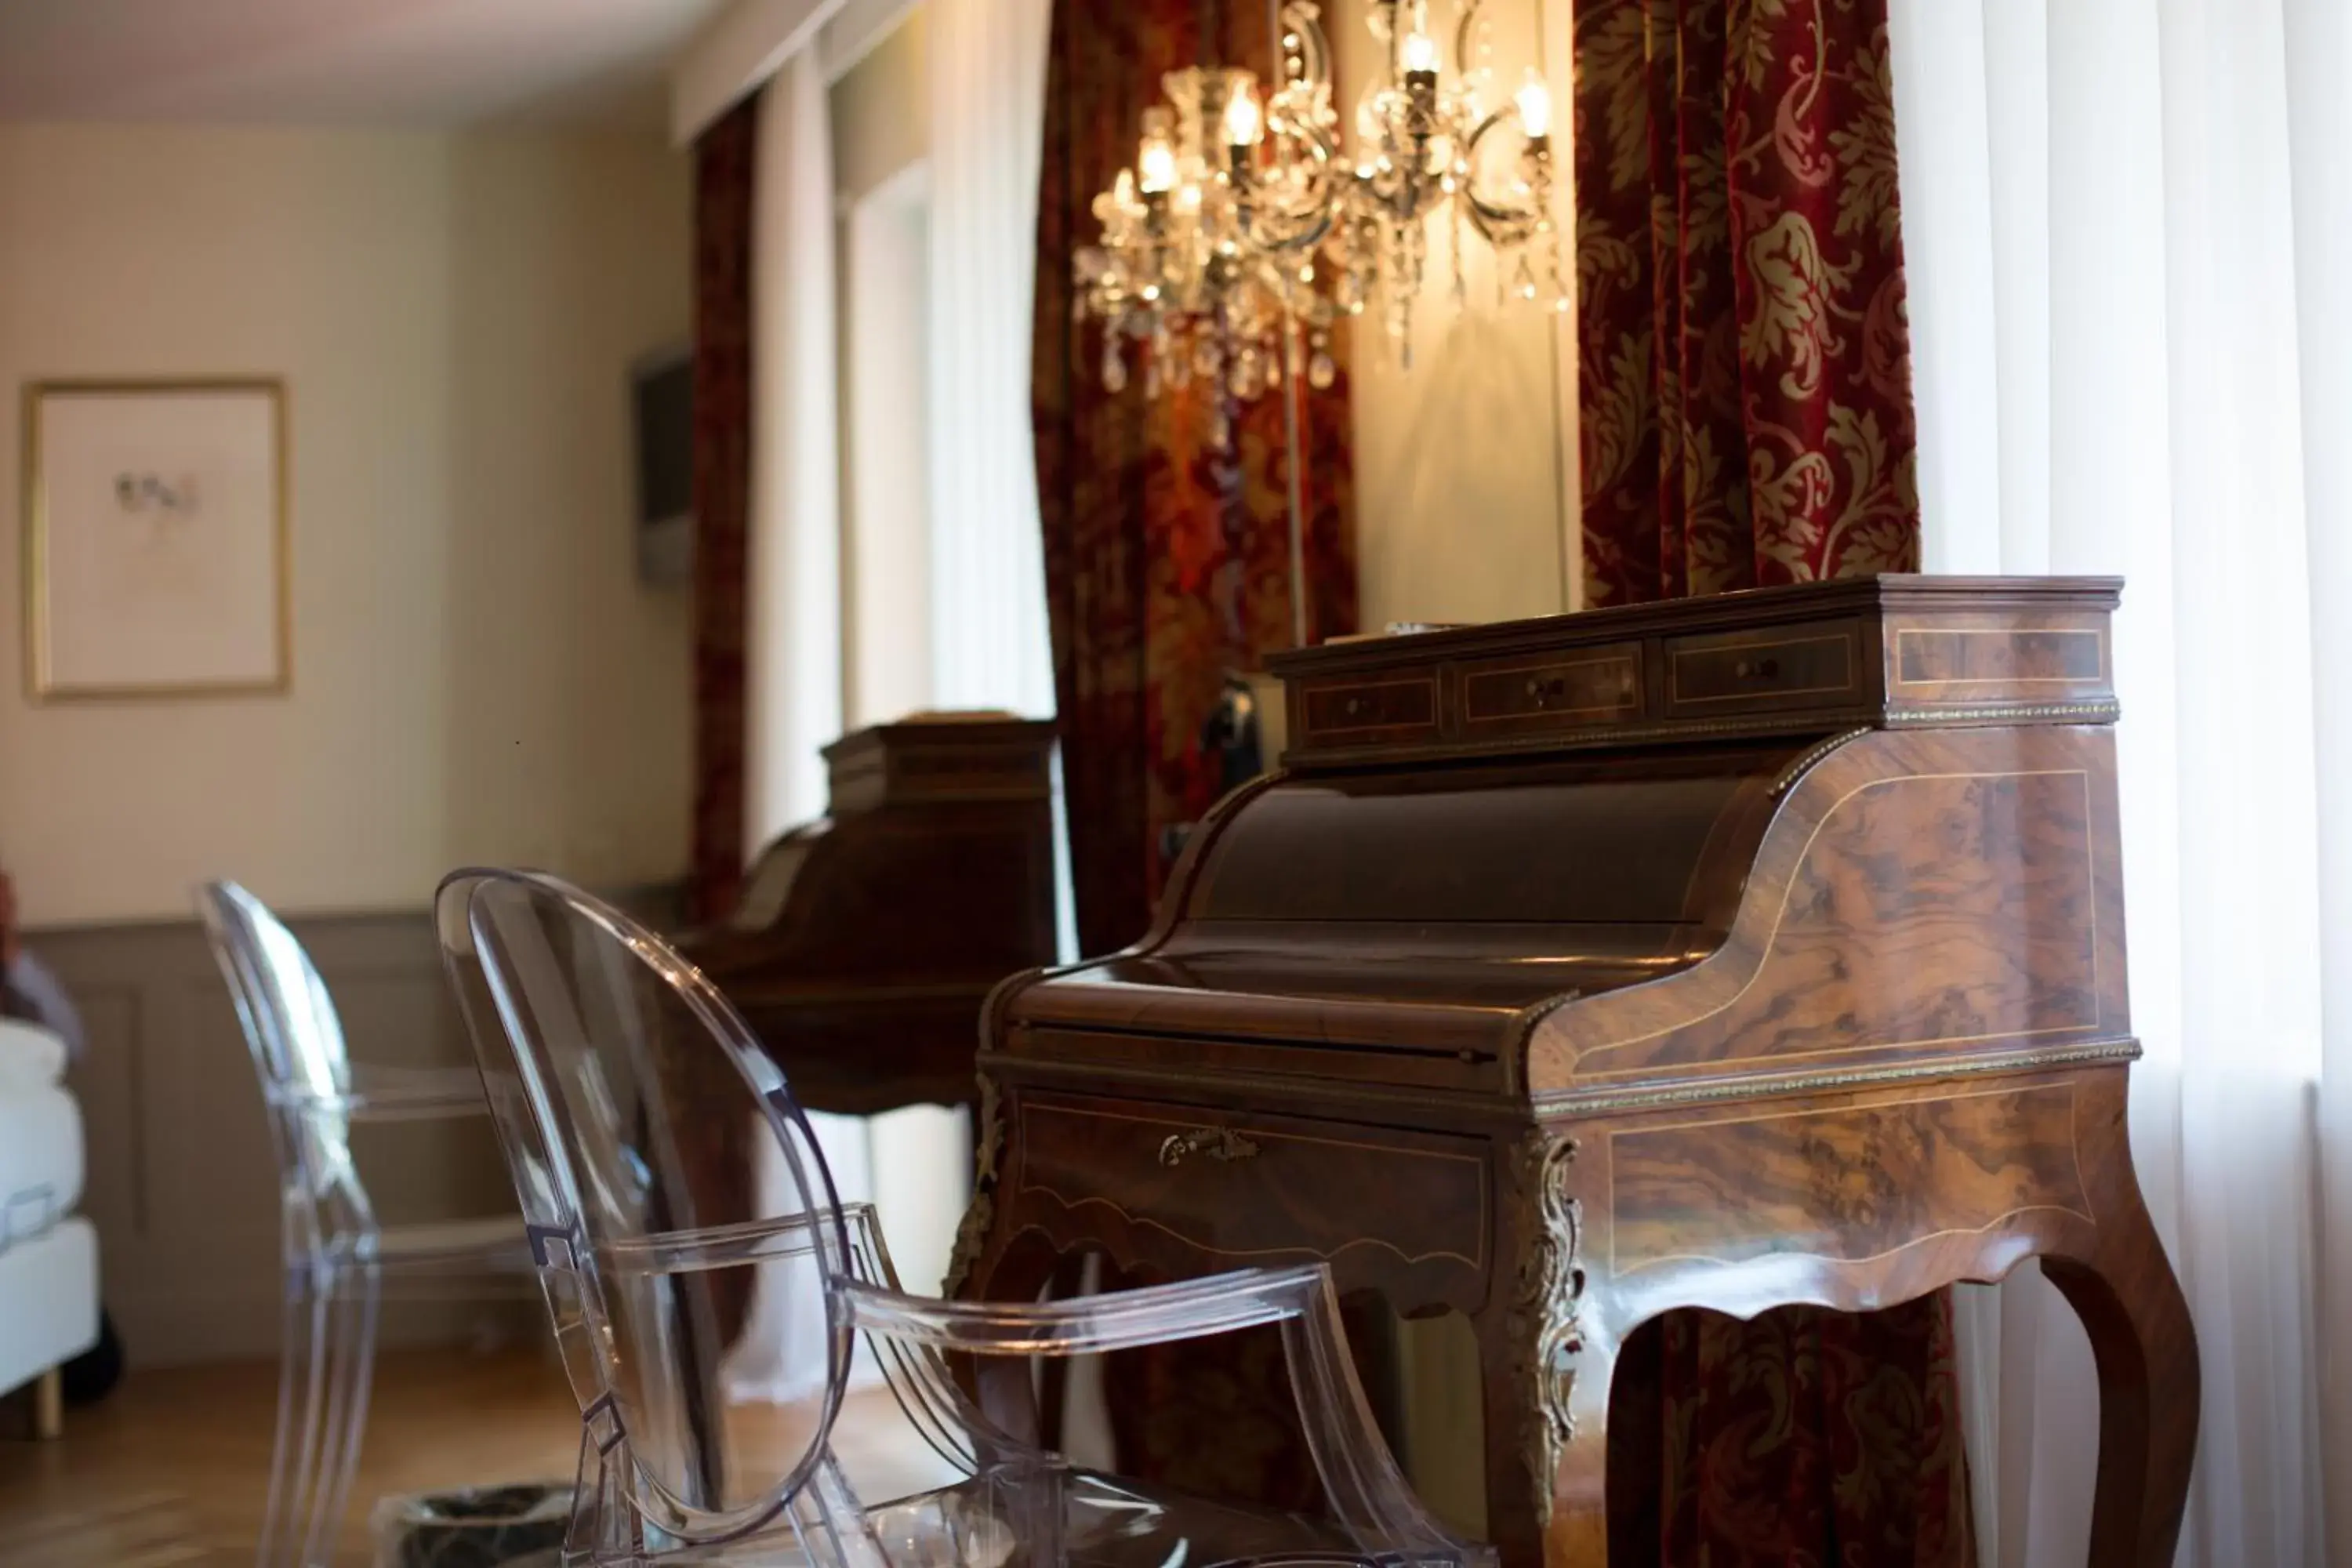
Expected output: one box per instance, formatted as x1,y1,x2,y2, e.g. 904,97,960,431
23,376,292,701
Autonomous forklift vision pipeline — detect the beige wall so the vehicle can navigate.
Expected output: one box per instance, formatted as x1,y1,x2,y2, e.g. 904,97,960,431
0,124,692,926
1334,0,1580,630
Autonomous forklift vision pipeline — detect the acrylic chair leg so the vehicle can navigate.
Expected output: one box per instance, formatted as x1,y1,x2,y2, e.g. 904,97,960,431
299,1265,381,1568
262,1265,332,1568
294,1272,357,1568
257,1282,302,1561
307,1265,382,1568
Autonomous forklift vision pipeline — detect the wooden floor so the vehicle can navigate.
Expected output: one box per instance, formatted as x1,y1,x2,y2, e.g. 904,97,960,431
0,1349,970,1566
0,1350,583,1566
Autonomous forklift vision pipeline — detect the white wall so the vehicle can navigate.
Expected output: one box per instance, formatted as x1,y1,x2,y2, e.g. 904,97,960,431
0,124,692,926
1333,0,1579,629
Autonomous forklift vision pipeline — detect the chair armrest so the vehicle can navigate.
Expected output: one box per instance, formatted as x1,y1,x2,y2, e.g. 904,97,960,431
837,1262,1335,1357
558,1202,880,1273
270,1062,491,1122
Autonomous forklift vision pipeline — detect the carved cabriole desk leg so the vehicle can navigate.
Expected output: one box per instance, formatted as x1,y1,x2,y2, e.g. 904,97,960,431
945,1075,1053,1446
1477,1128,1614,1568
2039,1071,2199,1566
1580,1066,2196,1568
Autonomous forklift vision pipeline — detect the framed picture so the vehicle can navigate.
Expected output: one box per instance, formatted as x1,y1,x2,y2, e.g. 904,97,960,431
22,378,290,701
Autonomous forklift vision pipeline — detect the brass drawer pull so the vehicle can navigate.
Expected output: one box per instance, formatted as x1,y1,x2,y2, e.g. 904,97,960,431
1158,1127,1261,1167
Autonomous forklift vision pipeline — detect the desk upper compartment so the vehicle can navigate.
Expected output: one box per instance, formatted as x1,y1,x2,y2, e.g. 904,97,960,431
993,576,2131,1112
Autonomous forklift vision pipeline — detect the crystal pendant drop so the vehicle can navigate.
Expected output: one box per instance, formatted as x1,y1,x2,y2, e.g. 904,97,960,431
1308,350,1337,390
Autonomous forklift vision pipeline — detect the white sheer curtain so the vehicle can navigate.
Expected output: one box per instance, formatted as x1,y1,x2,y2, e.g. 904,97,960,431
746,47,843,848
730,48,872,1401
924,0,1076,976
1889,1,2352,1563
924,0,1056,720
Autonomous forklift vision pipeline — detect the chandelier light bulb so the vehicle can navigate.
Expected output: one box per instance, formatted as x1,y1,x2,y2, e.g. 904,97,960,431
1225,84,1264,148
1113,167,1136,205
1138,135,1178,194
1399,29,1439,77
1515,71,1552,140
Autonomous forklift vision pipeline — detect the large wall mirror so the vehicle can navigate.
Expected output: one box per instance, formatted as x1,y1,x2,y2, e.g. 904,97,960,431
1327,0,1579,630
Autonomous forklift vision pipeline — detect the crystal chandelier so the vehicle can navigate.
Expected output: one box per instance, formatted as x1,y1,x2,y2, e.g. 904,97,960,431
1073,0,1567,408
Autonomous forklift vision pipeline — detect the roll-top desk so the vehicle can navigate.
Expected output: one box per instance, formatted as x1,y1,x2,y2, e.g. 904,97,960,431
684,716,1059,1114
949,576,2196,1568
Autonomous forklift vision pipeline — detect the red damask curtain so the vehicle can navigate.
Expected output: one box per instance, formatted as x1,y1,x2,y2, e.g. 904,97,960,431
1033,0,1357,961
1577,0,1918,603
680,93,763,1366
688,96,760,927
1573,2,1967,1563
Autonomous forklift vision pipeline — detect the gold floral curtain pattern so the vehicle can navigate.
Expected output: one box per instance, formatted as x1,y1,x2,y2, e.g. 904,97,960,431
1576,0,1919,604
1573,0,1965,1563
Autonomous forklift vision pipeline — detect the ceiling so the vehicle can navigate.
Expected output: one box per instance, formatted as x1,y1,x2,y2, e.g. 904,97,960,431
0,0,728,130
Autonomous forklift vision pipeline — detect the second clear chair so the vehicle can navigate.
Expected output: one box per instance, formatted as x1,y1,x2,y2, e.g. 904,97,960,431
198,880,538,1568
434,866,1491,1568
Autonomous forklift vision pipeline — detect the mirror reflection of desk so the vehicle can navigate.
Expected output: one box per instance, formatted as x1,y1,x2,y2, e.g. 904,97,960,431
683,715,1059,1116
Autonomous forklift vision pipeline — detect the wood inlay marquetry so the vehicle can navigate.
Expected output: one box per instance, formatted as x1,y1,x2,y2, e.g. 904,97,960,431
1525,722,2128,1100
1563,767,2099,1080
1896,626,2106,687
1606,1083,2092,1273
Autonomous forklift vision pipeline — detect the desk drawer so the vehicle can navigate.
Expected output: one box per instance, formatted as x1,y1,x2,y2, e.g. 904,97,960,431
1294,672,1442,750
1664,618,1865,717
1457,643,1643,738
1007,1094,1490,1287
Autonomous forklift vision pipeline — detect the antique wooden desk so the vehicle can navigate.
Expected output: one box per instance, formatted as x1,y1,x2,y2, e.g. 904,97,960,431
684,715,1059,1115
949,577,2196,1567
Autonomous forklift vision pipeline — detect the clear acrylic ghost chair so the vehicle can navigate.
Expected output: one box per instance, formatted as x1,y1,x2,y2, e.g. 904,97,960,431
433,866,1492,1568
198,879,539,1568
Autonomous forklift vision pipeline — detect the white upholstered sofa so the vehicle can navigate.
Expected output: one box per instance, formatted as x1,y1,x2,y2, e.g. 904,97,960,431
0,1016,97,1437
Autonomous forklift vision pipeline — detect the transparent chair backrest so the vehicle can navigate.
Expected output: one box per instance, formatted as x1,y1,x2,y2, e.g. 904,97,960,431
195,880,367,1229
436,869,855,1548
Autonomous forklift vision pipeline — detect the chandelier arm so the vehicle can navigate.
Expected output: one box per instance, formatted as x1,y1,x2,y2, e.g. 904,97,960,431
1256,208,1338,255
1243,122,1341,249
1460,105,1545,244
1280,1,1333,94
1454,0,1488,89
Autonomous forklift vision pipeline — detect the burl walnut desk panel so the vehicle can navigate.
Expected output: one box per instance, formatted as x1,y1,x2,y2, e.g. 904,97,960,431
949,578,2195,1568
684,717,1060,1115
